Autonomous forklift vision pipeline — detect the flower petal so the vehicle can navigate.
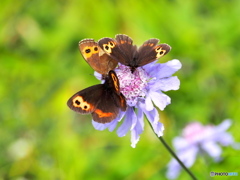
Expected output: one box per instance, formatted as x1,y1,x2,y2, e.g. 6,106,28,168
209,119,234,145
92,120,110,131
166,160,182,180
166,145,198,179
130,112,138,130
117,107,136,137
149,91,171,111
136,106,145,130
215,119,232,133
145,94,154,111
143,60,158,74
154,122,164,137
180,145,199,167
201,141,222,161
151,76,180,91
131,120,143,148
215,132,234,146
94,71,103,81
131,129,140,148
130,106,145,148
144,108,164,136
144,107,159,125
91,111,125,132
148,59,182,79
173,137,190,150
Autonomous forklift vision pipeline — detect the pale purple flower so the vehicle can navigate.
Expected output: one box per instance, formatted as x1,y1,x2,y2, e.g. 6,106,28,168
166,119,239,179
93,59,182,148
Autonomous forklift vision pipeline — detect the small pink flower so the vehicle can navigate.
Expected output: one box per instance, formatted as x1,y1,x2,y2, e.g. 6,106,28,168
166,119,239,179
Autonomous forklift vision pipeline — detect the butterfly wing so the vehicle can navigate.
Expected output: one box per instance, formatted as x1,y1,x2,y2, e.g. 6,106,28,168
67,71,127,123
98,34,137,66
67,84,103,114
136,39,171,67
92,70,126,123
67,84,118,123
106,70,127,111
79,39,117,75
91,90,125,123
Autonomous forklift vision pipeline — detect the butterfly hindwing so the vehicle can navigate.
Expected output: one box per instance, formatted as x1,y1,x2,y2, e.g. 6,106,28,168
67,84,104,114
98,35,136,66
79,39,117,75
114,34,137,65
91,90,123,123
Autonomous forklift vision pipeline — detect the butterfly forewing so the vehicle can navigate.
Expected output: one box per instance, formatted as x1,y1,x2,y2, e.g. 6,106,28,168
115,34,137,65
98,34,171,71
137,38,159,53
79,39,117,75
98,36,132,66
137,39,171,66
67,84,103,114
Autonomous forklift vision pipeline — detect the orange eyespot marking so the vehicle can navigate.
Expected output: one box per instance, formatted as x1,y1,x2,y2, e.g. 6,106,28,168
109,41,115,47
155,47,166,58
111,73,119,91
72,96,92,110
103,41,115,54
120,40,125,44
83,46,99,58
95,109,113,118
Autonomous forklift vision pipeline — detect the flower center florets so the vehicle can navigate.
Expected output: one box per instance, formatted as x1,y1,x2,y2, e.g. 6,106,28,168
115,64,149,106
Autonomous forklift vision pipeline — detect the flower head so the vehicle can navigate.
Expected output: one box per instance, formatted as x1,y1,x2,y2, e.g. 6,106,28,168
93,59,182,147
166,119,240,179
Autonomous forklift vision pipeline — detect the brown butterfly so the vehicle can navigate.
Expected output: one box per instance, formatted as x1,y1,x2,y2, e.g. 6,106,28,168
98,34,171,72
79,39,118,77
67,70,126,123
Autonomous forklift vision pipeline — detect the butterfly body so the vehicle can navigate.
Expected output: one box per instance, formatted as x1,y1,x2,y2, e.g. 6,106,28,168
98,34,171,72
67,70,126,123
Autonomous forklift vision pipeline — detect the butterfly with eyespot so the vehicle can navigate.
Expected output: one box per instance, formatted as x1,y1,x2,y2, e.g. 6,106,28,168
67,70,127,123
98,34,171,72
78,38,118,78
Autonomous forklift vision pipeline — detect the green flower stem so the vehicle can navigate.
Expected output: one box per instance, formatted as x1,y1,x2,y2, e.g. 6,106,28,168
148,122,197,180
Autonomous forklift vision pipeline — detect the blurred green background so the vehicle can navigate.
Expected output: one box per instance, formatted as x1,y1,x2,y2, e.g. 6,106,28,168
1,0,240,179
